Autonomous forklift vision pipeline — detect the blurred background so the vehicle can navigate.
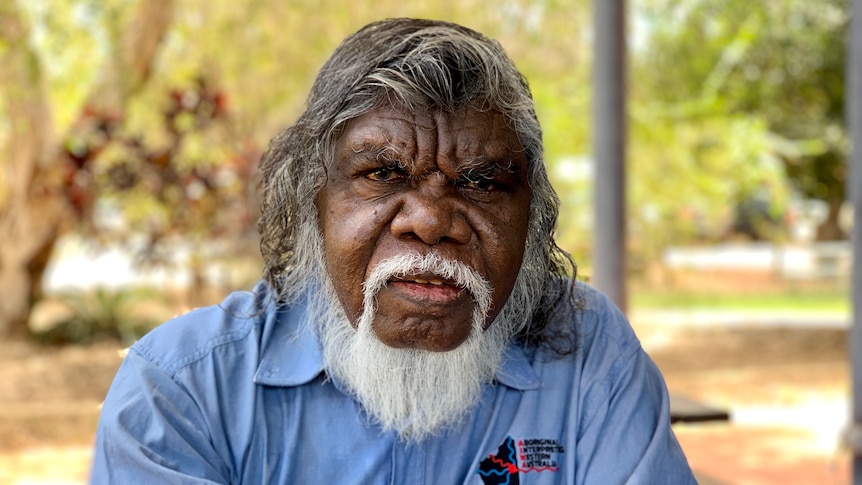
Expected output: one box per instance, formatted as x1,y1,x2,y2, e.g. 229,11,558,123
0,0,852,483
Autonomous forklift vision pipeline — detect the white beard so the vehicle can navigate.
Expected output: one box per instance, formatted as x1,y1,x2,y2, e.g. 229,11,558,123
310,252,516,442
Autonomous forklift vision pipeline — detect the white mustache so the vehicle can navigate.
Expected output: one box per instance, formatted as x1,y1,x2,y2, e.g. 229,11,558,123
362,253,493,322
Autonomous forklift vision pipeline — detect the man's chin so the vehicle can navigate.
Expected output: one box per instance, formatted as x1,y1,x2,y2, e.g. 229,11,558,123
374,331,472,353
347,334,484,439
319,311,508,442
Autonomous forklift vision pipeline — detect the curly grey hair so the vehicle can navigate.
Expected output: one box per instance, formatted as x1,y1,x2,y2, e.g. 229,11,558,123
257,18,577,351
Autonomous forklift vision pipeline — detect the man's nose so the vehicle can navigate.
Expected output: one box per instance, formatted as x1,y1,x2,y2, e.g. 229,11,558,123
390,182,471,246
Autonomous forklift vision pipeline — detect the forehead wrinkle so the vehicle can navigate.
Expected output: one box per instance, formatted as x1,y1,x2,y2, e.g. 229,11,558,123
349,137,417,169
345,113,416,146
456,130,519,153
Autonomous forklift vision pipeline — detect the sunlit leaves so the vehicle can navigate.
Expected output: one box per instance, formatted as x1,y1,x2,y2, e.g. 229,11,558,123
14,0,126,132
630,0,847,244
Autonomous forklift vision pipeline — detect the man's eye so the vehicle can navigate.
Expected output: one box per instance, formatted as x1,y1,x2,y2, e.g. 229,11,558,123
462,177,497,191
366,168,403,182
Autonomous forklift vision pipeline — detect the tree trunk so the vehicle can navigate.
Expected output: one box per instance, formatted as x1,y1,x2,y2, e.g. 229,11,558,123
0,4,61,338
815,198,847,241
0,0,174,339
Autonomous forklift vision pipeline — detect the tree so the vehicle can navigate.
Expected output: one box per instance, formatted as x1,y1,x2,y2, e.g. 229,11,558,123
632,0,848,241
0,0,175,338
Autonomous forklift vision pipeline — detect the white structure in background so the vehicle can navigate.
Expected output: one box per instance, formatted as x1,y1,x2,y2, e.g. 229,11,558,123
42,235,260,292
663,197,853,281
663,242,852,281
43,236,193,292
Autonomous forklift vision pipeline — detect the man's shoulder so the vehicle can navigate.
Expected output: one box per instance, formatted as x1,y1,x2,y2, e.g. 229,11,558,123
576,281,635,337
536,279,640,360
130,283,278,376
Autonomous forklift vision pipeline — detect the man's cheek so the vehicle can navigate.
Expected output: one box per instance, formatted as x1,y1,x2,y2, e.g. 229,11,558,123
321,242,364,324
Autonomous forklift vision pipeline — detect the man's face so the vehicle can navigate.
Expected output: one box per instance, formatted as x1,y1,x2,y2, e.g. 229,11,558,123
316,105,531,352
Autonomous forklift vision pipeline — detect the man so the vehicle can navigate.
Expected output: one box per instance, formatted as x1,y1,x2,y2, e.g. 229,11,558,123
91,18,695,484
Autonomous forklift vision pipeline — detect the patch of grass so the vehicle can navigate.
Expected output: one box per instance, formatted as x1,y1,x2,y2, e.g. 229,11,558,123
631,289,850,313
35,287,169,345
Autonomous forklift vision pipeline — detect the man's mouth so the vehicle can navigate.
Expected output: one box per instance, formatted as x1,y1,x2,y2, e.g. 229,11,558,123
388,274,466,304
400,277,445,285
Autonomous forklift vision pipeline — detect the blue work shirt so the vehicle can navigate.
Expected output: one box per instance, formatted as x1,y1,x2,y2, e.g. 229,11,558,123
91,281,695,484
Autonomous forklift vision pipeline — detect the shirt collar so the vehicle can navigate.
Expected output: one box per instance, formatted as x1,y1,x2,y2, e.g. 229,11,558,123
253,296,324,387
495,344,541,390
253,291,540,391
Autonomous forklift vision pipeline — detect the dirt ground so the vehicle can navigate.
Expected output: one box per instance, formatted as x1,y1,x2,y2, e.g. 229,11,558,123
0,324,852,484
0,339,121,483
640,323,851,484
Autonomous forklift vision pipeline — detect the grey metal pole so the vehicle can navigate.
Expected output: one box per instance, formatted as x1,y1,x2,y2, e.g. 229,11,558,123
592,0,628,313
849,0,862,482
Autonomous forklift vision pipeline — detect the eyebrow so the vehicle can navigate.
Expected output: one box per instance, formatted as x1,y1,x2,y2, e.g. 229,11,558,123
350,141,397,157
347,140,522,178
350,142,414,166
457,157,519,176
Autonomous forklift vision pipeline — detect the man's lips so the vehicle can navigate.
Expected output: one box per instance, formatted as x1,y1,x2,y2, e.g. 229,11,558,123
387,275,466,304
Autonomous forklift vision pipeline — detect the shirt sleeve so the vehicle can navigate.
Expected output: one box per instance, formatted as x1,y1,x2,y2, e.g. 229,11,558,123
574,298,696,484
90,349,231,485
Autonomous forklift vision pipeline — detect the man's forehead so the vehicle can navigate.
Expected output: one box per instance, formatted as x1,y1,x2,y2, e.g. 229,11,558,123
339,106,525,160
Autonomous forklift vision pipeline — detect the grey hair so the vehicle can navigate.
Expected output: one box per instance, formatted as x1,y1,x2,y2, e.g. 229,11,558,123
257,18,578,350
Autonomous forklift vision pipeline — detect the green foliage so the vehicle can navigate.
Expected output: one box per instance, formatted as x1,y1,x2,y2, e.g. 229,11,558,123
36,287,168,345
631,287,849,313
17,0,119,131
630,111,788,245
632,0,848,243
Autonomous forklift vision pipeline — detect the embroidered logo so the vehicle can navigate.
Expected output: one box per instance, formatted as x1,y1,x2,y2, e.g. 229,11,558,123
477,435,565,484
